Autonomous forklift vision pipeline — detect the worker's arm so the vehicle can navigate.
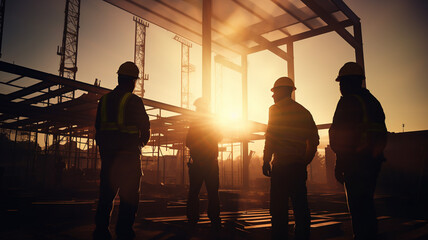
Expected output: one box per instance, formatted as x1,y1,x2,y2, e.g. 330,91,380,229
329,96,363,183
138,98,150,146
304,112,320,165
128,95,151,146
329,96,362,154
262,106,275,177
185,122,195,149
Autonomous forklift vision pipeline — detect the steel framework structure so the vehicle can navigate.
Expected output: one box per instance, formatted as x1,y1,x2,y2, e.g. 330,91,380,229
133,16,149,98
0,61,267,188
173,35,193,109
0,0,363,190
57,0,81,102
104,0,362,189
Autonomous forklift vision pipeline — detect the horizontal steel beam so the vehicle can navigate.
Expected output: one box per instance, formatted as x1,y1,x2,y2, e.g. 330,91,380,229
248,19,353,54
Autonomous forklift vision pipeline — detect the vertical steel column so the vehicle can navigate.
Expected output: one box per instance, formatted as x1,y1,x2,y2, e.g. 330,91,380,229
0,0,5,58
86,137,90,169
33,130,38,185
133,17,149,98
182,140,185,185
354,22,365,87
156,110,161,184
241,54,249,190
231,143,234,187
287,43,295,100
202,0,212,103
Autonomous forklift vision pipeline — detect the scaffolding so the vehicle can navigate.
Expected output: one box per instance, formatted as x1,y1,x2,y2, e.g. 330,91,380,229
1,0,364,190
103,0,363,188
133,16,149,98
0,60,267,189
173,35,193,109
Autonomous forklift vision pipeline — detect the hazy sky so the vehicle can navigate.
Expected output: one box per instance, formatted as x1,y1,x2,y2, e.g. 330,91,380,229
2,0,428,152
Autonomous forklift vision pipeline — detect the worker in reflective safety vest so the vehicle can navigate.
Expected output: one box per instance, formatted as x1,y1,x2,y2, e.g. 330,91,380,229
263,77,319,240
329,62,387,240
93,62,150,240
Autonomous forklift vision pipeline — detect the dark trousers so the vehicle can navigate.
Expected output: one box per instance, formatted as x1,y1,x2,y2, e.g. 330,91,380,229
94,149,142,240
344,164,381,240
270,163,310,240
187,160,220,224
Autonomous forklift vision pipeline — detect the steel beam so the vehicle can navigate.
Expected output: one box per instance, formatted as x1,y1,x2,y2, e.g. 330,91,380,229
354,22,365,87
287,43,295,100
202,0,211,103
242,54,249,190
301,0,359,49
4,81,54,101
330,0,360,24
214,55,243,73
248,19,354,54
271,0,313,30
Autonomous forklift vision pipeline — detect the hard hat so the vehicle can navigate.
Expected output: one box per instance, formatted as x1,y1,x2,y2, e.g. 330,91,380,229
336,62,365,81
117,61,140,79
271,77,296,92
193,97,208,108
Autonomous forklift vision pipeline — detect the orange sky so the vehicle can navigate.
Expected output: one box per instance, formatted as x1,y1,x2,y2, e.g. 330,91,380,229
2,0,428,154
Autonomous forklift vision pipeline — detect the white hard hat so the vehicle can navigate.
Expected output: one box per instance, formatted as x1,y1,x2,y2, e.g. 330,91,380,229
271,77,296,92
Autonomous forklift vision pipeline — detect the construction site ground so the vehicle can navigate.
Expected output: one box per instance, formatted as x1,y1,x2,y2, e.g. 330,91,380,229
1,185,427,240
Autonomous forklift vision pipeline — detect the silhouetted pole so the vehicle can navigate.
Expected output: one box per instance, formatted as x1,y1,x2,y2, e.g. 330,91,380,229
242,54,249,190
287,42,295,100
202,0,211,103
354,22,365,87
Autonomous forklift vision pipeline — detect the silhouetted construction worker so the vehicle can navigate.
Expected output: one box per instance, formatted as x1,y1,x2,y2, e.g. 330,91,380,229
93,61,150,240
263,77,319,240
329,62,387,240
186,98,222,230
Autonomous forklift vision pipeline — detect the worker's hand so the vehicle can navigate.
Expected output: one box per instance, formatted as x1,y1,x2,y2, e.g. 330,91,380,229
187,157,193,168
262,162,271,177
335,167,344,184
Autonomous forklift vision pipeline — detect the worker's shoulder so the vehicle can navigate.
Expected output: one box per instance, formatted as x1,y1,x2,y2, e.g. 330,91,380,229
270,99,312,116
361,89,382,105
128,93,144,103
292,100,310,112
338,94,363,107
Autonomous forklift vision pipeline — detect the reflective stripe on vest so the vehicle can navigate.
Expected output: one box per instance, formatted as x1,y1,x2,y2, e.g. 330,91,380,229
351,94,385,148
100,92,139,134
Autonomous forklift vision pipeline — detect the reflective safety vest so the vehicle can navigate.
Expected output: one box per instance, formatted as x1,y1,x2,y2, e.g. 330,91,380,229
351,94,386,151
99,92,139,134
